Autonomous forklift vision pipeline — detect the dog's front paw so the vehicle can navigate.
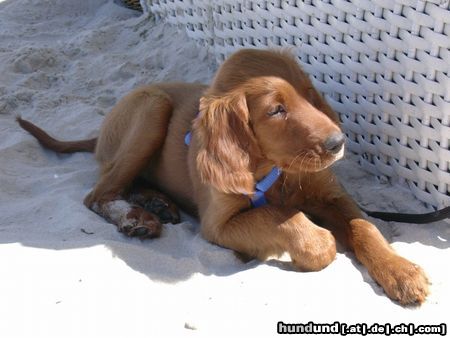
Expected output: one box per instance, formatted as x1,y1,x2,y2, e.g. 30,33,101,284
371,255,429,305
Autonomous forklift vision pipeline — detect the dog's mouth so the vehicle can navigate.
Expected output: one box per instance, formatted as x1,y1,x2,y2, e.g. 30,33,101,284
280,147,344,173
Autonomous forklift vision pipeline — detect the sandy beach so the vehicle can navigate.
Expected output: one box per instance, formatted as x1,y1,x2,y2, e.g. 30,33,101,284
0,1,449,337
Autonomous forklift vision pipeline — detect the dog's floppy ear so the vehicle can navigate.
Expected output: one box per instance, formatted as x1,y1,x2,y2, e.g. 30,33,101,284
193,92,257,195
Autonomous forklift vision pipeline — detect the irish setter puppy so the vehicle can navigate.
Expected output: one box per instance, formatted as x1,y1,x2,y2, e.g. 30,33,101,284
18,49,428,305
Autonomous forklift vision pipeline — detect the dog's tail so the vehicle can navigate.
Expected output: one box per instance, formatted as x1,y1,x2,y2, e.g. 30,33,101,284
17,117,97,153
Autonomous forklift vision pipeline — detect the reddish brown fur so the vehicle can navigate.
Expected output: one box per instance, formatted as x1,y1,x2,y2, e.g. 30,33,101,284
18,49,428,305
17,117,96,153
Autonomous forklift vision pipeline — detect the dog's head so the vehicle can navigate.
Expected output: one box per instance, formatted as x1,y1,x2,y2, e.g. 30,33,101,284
193,49,345,195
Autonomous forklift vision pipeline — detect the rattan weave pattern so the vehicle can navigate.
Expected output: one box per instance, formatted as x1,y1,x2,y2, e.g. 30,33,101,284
145,0,450,208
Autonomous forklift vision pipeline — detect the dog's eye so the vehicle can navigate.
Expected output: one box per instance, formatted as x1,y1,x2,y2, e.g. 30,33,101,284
267,105,286,117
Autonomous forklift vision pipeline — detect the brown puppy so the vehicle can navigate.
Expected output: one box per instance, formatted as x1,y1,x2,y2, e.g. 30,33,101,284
18,49,428,305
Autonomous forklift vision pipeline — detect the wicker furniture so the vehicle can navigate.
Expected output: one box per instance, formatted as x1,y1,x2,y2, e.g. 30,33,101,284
145,0,450,208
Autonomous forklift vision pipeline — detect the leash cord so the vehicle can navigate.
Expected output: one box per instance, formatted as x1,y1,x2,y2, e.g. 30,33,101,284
359,205,450,224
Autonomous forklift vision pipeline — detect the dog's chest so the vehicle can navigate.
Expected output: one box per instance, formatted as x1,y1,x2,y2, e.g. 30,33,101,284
265,171,334,208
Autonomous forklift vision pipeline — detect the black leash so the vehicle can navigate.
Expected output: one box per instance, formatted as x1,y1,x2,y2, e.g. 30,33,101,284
360,205,450,224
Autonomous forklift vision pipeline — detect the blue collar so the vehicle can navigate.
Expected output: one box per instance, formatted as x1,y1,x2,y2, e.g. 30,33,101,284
185,130,281,208
249,166,282,207
184,129,192,146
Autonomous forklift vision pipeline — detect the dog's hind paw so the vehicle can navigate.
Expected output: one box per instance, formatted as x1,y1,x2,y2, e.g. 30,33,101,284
91,199,162,239
142,197,180,224
128,189,180,224
119,206,162,239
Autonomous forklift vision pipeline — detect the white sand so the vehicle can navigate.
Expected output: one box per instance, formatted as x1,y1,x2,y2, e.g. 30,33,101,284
0,1,449,337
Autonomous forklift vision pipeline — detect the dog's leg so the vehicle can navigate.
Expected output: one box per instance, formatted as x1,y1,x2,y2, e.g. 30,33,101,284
85,156,166,239
202,204,336,272
84,88,173,238
306,193,429,305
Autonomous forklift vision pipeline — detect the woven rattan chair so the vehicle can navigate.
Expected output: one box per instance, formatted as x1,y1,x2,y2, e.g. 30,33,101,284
145,0,450,209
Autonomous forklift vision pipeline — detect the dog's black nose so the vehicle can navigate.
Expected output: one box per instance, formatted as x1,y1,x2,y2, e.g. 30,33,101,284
324,132,345,154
